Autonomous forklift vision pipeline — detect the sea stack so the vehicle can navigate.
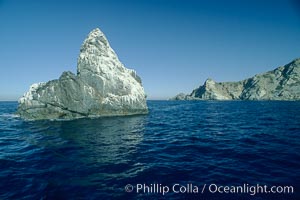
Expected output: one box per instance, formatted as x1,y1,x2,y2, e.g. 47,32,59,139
17,28,148,120
171,58,300,100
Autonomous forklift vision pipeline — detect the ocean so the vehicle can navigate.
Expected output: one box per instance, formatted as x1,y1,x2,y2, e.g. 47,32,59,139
0,101,299,200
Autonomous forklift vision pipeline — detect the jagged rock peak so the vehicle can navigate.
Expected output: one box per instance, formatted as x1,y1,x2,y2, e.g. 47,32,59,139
86,28,107,41
204,78,215,85
77,28,121,76
17,28,148,120
80,28,110,51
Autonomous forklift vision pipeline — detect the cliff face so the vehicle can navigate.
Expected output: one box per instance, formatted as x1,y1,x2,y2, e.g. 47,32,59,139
172,58,300,100
17,28,148,120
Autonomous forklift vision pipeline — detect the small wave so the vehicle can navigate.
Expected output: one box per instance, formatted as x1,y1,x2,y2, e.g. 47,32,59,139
0,113,19,119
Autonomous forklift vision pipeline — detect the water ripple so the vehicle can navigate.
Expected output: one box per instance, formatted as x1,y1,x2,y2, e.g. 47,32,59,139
0,101,299,199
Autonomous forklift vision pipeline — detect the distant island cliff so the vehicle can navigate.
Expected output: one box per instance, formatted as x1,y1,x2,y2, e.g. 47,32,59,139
172,58,300,100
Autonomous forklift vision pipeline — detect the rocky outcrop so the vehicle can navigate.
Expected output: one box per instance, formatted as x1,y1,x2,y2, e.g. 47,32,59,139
170,93,194,100
172,58,300,100
17,28,148,120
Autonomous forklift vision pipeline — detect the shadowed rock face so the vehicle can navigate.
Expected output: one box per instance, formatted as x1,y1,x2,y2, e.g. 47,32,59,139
17,28,148,120
171,58,300,101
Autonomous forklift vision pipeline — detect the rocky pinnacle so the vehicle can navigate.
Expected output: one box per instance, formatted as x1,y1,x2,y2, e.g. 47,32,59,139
17,28,148,120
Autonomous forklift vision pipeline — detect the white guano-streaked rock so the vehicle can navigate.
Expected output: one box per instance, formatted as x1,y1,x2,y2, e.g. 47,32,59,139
17,28,148,120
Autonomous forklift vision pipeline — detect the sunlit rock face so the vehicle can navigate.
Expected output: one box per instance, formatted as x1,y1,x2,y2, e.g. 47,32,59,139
18,28,148,120
172,58,300,100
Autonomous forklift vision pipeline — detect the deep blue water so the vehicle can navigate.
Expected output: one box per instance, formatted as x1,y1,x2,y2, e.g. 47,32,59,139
0,101,300,200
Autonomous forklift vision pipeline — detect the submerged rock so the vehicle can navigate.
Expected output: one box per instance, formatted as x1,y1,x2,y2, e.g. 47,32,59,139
172,58,300,100
18,28,148,120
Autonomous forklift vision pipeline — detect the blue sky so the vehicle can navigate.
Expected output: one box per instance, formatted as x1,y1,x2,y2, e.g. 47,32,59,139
0,0,300,100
